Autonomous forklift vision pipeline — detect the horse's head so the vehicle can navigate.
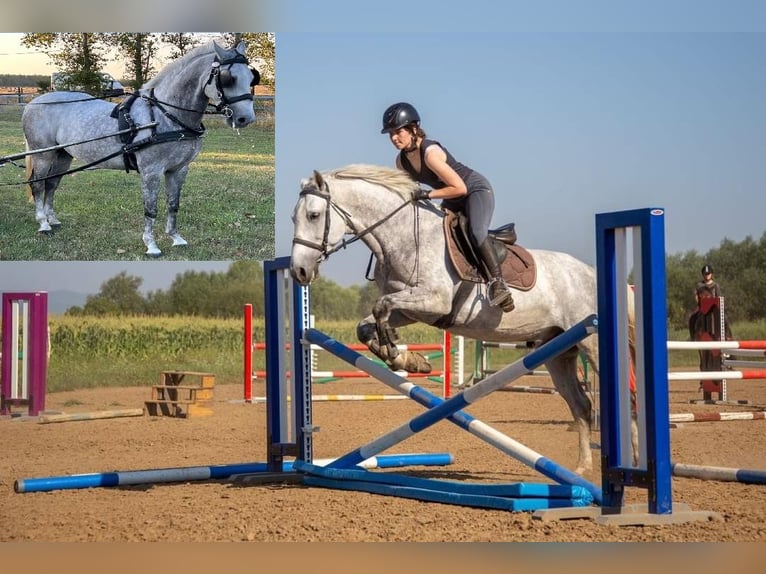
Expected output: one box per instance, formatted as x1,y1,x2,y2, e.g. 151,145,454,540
291,170,351,285
204,41,258,128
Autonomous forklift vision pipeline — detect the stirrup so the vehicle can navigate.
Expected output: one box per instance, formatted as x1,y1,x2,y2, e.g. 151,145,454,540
488,278,513,308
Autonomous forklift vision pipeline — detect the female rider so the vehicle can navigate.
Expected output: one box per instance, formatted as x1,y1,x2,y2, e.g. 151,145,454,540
380,101,514,311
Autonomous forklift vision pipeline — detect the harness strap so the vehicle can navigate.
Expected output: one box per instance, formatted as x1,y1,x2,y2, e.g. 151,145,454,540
25,148,129,185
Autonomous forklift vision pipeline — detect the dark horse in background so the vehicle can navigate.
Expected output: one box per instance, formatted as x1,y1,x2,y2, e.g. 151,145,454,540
688,295,733,400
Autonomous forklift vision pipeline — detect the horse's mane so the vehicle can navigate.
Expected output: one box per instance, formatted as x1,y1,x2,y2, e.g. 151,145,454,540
143,42,220,90
328,164,418,200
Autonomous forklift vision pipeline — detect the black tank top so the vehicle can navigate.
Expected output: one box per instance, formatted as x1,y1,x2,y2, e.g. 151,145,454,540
399,139,474,189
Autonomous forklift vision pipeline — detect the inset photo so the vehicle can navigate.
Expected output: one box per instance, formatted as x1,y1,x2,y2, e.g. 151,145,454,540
0,32,274,261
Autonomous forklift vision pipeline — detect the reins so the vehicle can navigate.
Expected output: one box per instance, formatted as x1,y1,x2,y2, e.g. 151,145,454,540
0,122,157,167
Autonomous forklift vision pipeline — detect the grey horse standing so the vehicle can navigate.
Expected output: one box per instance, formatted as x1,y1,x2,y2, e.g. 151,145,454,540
290,164,637,474
21,41,258,256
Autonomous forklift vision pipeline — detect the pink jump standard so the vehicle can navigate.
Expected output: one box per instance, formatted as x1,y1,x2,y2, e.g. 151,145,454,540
1,292,47,416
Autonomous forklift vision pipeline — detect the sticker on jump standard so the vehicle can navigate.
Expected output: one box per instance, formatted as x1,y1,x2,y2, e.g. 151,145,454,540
651,209,664,216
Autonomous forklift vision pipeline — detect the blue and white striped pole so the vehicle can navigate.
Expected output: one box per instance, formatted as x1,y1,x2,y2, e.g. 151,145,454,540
307,314,602,504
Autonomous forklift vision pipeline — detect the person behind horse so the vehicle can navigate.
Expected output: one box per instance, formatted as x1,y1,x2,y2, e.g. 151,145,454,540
380,102,514,312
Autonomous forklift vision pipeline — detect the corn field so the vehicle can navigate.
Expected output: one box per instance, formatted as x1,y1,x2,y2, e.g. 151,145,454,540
49,315,262,359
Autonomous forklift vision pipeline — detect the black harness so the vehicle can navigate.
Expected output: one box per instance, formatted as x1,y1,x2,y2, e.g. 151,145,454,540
110,90,206,173
109,52,258,173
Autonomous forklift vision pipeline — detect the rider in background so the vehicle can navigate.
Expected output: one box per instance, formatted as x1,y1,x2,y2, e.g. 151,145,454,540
692,263,732,340
694,263,723,303
380,102,514,312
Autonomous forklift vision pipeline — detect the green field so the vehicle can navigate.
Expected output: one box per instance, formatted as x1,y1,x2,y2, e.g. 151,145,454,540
0,104,274,260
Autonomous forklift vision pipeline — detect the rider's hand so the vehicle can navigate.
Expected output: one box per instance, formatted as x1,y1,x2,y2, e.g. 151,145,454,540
413,188,431,201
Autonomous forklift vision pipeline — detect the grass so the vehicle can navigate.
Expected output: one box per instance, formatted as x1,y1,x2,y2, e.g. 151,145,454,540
0,104,274,261
48,348,244,393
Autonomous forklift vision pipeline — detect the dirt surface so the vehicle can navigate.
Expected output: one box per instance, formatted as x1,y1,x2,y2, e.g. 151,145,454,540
2,375,766,542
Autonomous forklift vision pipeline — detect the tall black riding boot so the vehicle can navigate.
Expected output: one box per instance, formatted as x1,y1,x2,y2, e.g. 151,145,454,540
476,239,515,312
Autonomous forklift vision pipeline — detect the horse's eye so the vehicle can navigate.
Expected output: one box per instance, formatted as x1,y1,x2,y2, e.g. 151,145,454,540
308,211,321,222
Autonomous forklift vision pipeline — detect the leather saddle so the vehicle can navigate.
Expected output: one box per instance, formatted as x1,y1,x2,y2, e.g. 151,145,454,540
443,209,536,291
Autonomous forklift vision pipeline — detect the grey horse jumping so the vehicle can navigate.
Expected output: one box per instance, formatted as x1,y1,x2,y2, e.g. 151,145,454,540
290,164,641,474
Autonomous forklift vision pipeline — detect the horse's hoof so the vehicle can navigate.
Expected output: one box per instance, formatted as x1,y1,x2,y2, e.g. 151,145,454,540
170,235,188,247
145,245,162,257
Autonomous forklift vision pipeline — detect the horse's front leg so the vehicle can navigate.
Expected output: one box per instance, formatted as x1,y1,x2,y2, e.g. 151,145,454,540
164,167,189,247
357,311,432,374
359,287,451,373
141,172,163,257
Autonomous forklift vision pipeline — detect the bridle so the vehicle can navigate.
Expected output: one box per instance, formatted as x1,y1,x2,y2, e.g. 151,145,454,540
203,52,260,117
292,178,415,263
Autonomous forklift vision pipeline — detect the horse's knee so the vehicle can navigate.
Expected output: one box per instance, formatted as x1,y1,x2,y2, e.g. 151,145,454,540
357,322,377,346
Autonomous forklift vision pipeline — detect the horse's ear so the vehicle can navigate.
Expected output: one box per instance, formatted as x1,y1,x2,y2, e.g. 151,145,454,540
313,170,326,190
213,41,227,60
235,40,248,55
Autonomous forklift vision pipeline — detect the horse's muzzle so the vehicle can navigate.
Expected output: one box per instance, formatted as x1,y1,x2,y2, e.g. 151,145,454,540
290,264,315,286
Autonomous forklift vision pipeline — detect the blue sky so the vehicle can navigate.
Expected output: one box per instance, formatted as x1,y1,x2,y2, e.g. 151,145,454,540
1,5,765,294
275,32,766,285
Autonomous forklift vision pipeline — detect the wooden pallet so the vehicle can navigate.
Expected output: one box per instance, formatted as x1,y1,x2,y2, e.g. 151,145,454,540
145,371,215,418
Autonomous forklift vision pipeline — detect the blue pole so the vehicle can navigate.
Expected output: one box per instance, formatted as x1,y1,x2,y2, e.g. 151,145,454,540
14,453,455,494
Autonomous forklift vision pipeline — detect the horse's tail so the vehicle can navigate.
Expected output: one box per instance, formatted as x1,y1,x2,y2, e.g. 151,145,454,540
24,140,33,203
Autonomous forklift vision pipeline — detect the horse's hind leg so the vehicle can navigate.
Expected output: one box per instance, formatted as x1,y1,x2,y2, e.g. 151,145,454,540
164,168,188,247
28,152,69,233
141,172,163,256
545,349,593,475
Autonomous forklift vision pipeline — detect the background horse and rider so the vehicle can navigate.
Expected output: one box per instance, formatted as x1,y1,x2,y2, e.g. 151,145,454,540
18,41,259,257
290,163,637,474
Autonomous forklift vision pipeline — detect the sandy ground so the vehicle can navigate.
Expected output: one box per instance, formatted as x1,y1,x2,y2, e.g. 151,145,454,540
2,375,766,543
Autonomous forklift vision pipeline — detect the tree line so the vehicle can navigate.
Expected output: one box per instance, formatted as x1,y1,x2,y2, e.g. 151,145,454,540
0,74,49,88
65,261,380,321
67,232,766,328
18,33,275,94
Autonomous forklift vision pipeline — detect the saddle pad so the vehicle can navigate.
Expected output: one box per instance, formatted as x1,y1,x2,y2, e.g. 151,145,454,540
443,213,537,291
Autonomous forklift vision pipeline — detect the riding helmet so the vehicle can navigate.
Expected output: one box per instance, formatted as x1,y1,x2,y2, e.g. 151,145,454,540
380,102,420,134
701,264,714,275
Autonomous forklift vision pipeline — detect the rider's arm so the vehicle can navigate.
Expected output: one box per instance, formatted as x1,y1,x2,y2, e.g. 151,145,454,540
423,145,467,200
